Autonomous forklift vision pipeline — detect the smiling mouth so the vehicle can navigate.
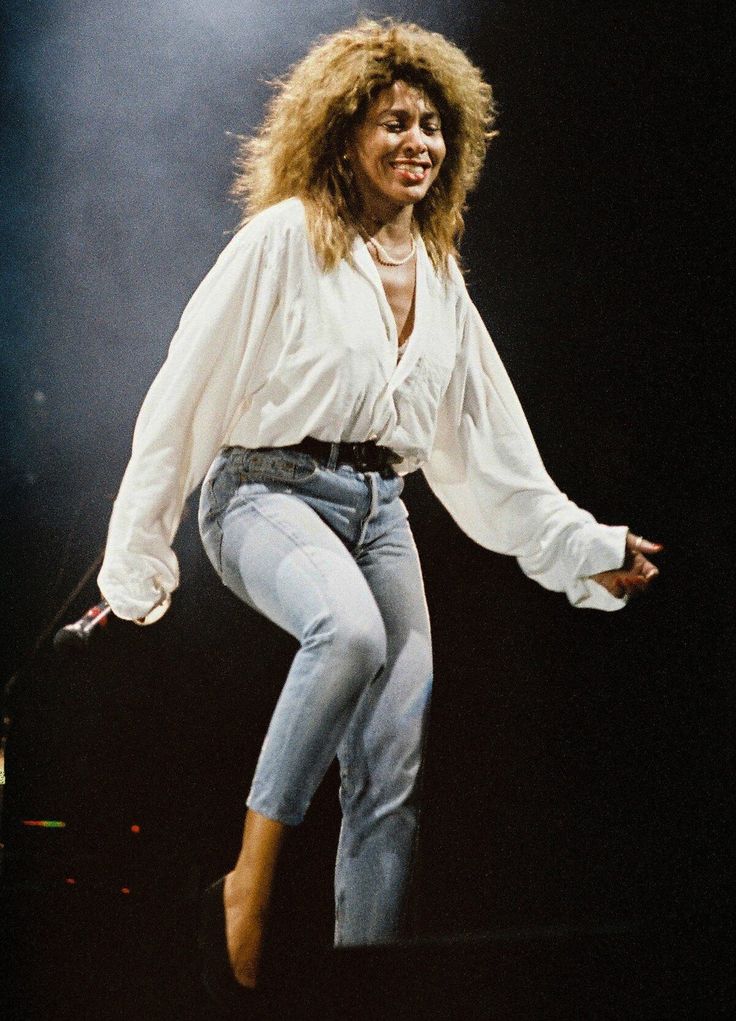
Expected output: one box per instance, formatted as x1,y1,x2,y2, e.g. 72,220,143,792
390,161,431,183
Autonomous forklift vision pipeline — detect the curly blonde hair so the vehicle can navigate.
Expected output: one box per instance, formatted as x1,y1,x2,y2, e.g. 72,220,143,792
231,18,497,272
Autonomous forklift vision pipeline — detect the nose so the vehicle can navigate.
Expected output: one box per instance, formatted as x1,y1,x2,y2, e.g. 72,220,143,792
401,122,427,154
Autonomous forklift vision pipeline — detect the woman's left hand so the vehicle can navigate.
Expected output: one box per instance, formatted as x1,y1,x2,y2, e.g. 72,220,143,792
591,532,663,599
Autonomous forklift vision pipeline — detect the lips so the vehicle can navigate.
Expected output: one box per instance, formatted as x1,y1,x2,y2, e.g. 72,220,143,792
390,160,431,183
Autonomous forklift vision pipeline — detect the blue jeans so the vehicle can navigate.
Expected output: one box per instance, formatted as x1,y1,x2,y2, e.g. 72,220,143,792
198,445,433,945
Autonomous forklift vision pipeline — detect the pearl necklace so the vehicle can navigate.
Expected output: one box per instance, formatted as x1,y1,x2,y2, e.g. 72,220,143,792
367,234,416,266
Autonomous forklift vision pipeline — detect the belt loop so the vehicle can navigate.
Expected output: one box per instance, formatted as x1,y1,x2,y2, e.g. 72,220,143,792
327,442,340,470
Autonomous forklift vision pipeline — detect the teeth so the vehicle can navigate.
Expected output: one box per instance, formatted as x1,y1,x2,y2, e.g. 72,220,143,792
392,163,428,179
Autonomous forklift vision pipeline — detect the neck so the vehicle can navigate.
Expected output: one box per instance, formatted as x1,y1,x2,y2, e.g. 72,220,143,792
360,204,414,246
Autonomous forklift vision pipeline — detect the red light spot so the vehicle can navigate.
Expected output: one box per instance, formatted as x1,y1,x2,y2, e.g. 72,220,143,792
120,887,130,895
65,877,76,885
130,824,141,834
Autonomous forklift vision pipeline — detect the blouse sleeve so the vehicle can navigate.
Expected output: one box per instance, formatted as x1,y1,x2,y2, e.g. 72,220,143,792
98,220,283,623
422,285,628,611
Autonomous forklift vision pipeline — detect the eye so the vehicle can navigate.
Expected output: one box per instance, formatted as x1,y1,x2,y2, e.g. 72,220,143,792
382,121,402,133
423,123,442,135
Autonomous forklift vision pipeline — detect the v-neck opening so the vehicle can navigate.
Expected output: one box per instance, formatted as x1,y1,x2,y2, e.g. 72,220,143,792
352,233,426,387
397,280,417,353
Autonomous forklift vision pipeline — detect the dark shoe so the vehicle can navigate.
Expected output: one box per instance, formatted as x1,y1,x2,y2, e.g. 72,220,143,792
198,875,264,1015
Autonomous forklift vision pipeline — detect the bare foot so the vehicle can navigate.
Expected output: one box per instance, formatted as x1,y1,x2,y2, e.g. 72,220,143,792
223,870,265,988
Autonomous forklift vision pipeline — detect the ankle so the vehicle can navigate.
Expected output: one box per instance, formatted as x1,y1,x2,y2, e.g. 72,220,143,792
225,869,273,926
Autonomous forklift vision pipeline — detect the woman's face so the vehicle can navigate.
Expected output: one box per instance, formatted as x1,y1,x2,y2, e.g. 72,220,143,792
347,80,446,220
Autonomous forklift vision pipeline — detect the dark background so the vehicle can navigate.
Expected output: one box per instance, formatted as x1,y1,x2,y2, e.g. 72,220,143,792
1,1,731,1017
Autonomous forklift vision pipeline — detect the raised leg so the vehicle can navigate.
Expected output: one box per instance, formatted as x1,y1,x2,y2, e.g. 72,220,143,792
207,489,392,975
218,491,390,825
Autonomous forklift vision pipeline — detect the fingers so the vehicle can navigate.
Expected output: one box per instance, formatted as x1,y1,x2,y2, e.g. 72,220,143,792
618,559,660,598
619,575,649,597
592,531,664,600
626,532,664,555
640,559,660,581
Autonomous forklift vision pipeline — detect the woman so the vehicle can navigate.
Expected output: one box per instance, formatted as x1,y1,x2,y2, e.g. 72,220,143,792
98,19,660,1006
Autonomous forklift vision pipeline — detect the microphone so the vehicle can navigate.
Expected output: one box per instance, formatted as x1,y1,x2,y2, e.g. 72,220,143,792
54,599,112,652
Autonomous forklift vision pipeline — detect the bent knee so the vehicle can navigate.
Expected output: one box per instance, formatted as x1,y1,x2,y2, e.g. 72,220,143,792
305,606,387,681
335,613,388,680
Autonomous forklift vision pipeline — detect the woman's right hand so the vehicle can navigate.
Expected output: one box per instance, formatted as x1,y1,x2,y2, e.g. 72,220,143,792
134,587,171,625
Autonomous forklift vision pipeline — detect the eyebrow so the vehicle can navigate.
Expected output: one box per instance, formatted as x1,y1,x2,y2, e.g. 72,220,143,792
377,106,441,120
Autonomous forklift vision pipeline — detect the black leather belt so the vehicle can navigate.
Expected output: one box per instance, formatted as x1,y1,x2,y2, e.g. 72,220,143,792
290,437,401,474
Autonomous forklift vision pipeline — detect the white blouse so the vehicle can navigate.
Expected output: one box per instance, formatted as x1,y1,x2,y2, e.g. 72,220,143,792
98,197,627,622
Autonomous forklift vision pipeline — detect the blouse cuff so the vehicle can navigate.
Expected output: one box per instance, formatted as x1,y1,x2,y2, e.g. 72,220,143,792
566,523,629,611
575,522,629,578
567,576,629,611
98,564,174,625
